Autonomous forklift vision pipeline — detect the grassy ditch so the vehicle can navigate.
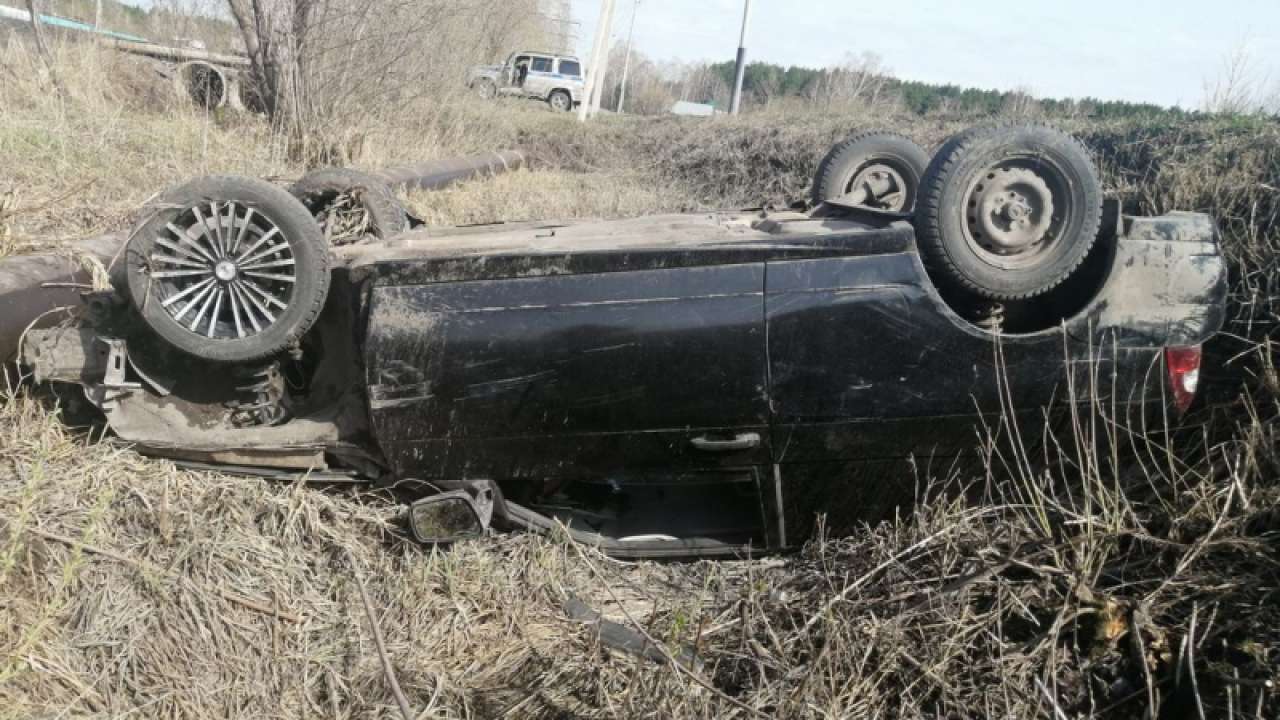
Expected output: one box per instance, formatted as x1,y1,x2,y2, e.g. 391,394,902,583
1,38,1278,719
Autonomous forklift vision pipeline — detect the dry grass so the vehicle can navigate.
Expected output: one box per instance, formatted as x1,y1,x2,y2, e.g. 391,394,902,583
0,392,737,719
2,34,1280,720
0,41,289,250
4,362,1277,718
406,168,697,226
0,40,581,254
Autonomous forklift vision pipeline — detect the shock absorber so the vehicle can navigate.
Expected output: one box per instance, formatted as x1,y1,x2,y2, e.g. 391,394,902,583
974,302,1005,334
229,361,287,427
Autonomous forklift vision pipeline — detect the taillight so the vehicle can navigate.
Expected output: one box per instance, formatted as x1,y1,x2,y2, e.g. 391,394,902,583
1165,346,1202,414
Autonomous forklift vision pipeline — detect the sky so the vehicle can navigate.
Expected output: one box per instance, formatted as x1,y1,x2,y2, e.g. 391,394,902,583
569,0,1280,108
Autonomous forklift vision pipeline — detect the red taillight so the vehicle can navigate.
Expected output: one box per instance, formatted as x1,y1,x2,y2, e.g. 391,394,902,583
1165,346,1202,414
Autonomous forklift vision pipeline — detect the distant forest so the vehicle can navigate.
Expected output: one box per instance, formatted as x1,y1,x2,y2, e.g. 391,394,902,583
702,60,1186,119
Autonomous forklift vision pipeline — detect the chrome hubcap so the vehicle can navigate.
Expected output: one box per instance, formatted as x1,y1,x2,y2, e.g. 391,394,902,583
148,201,296,340
214,260,238,282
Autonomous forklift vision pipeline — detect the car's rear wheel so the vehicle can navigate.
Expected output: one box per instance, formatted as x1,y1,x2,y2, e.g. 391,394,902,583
915,123,1103,301
122,176,331,364
548,90,572,112
812,131,929,212
475,80,497,100
289,167,408,244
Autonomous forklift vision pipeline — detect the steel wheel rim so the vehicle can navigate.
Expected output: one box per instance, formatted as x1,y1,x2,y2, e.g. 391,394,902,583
147,201,296,340
551,93,569,110
963,159,1069,270
477,82,495,99
841,160,911,211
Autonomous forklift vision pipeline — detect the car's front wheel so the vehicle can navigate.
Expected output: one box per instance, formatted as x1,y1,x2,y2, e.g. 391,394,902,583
121,176,331,364
548,90,572,112
475,80,497,100
915,123,1103,301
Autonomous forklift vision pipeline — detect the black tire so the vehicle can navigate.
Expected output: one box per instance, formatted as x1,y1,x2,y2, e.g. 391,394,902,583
915,123,1103,301
289,168,408,244
548,90,572,112
475,79,497,100
812,131,929,212
123,175,331,364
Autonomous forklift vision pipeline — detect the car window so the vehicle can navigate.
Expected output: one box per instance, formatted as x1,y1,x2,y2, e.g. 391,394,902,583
558,60,581,77
531,57,554,73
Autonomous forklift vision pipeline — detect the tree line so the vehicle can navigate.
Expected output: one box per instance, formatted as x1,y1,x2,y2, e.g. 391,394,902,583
699,59,1185,119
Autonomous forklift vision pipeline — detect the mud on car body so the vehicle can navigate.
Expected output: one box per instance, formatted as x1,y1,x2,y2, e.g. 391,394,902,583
21,125,1227,558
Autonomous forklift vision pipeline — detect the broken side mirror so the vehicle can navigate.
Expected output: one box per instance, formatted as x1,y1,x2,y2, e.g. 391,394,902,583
408,491,486,544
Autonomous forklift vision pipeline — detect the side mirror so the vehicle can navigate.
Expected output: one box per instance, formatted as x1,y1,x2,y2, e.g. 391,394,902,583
408,491,485,544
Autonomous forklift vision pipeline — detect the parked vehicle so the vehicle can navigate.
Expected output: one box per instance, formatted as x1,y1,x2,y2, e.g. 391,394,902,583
21,125,1226,557
467,51,584,112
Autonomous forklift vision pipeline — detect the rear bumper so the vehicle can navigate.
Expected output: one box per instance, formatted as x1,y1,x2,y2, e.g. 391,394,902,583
1062,212,1226,351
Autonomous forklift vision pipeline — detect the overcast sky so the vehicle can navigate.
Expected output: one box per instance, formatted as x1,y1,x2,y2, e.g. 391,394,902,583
569,0,1280,108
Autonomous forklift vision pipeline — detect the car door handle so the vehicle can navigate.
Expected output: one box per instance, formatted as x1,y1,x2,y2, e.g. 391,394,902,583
690,433,761,452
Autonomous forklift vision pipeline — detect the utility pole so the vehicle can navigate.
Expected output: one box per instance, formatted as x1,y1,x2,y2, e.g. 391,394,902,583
729,0,752,115
616,0,640,114
587,0,617,117
578,0,616,122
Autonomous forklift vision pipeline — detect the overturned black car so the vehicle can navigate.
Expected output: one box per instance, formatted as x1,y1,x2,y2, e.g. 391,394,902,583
21,125,1227,557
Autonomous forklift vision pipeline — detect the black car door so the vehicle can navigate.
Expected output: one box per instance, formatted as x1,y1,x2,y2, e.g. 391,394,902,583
364,260,770,480
766,247,1096,463
766,251,1034,465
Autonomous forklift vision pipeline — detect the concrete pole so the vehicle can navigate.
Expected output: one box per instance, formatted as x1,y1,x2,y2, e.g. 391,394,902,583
616,0,639,113
588,0,616,117
577,0,616,122
729,0,752,115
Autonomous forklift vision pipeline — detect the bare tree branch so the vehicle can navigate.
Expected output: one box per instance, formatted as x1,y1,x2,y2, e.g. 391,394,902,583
24,0,64,97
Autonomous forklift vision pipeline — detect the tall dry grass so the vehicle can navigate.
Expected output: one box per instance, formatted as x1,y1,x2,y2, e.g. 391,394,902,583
3,347,1275,717
0,37,588,253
